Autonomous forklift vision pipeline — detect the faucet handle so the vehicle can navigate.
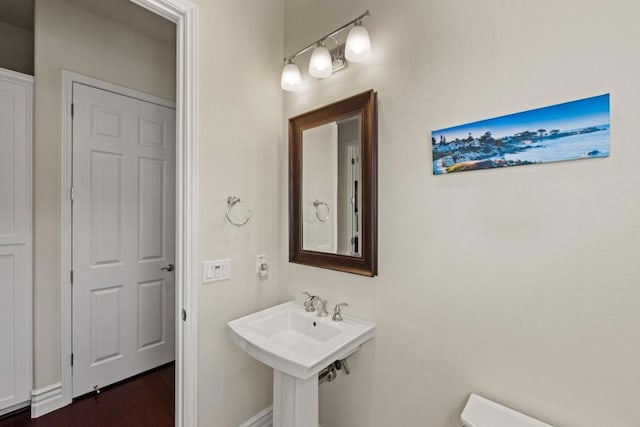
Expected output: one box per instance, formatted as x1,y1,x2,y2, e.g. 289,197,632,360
302,292,316,312
332,303,348,321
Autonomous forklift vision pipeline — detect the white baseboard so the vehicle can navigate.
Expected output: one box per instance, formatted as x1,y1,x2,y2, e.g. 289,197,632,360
238,406,323,427
239,406,273,427
0,400,30,417
31,382,70,418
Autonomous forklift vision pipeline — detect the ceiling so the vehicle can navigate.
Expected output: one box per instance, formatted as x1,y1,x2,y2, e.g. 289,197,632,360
66,0,176,46
0,0,174,45
0,0,34,31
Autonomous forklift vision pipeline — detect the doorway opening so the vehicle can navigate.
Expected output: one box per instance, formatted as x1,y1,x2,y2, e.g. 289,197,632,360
68,76,177,401
53,1,198,426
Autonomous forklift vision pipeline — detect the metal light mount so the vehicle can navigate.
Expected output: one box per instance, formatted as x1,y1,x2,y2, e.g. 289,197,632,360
330,43,347,73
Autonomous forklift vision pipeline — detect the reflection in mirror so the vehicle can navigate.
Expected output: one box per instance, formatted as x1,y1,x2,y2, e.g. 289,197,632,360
302,115,361,256
289,89,377,276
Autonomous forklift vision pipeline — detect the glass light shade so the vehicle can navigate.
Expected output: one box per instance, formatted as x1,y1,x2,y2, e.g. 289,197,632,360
345,24,371,62
309,45,333,79
281,62,302,91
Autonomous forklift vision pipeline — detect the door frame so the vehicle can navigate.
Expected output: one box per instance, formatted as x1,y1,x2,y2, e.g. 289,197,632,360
59,1,198,425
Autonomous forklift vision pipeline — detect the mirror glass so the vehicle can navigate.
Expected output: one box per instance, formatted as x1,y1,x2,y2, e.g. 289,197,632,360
289,89,377,277
302,114,362,256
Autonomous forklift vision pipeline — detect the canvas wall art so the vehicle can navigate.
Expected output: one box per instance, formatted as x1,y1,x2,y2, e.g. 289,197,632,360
431,94,610,175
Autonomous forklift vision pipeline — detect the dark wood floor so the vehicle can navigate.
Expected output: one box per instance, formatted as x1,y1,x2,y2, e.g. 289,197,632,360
0,363,174,427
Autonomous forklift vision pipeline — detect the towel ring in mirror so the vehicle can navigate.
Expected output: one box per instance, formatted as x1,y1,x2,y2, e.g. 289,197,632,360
226,196,252,226
313,200,330,222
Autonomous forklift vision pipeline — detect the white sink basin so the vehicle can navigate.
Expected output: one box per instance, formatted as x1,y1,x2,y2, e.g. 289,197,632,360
228,300,376,379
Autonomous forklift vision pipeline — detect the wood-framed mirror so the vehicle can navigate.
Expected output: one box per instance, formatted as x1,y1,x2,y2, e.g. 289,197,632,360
289,90,377,276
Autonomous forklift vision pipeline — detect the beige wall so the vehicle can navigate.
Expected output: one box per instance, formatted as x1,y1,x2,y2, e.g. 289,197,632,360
33,0,175,388
0,21,33,75
192,0,284,425
282,0,640,426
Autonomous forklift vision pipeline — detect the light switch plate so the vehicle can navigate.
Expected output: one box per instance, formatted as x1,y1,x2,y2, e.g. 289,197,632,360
256,254,266,273
203,259,231,283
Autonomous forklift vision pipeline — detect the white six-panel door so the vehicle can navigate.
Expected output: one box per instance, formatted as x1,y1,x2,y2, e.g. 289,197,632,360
0,68,32,415
72,83,175,397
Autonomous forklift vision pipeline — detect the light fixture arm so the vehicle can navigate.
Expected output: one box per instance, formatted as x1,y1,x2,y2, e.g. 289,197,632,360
283,10,370,63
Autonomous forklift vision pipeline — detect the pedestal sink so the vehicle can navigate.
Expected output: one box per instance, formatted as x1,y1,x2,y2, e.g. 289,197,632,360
227,301,376,427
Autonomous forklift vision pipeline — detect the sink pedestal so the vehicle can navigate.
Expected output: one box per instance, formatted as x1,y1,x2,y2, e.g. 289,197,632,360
227,301,376,427
273,370,318,427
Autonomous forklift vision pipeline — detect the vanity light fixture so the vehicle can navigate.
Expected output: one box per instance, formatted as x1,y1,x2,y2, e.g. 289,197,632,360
309,41,333,79
345,20,372,62
280,10,371,91
281,59,302,91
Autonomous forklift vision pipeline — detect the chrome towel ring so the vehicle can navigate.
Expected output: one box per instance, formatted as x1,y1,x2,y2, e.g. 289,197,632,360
226,196,252,226
313,199,330,222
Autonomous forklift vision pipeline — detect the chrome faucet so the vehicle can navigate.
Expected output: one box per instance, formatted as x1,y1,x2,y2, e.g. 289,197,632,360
314,298,329,317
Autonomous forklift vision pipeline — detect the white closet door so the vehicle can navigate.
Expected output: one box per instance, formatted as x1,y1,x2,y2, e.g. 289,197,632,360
0,69,32,414
72,83,176,397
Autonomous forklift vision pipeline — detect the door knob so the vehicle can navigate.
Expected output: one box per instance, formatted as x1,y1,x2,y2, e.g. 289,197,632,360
161,264,175,272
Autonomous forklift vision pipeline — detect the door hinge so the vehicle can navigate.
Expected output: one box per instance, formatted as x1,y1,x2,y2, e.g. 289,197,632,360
70,270,74,284
70,186,75,201
71,353,74,366
71,103,74,117
182,309,187,322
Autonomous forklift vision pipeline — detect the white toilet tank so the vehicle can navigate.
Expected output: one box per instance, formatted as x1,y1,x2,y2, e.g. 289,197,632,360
461,394,554,427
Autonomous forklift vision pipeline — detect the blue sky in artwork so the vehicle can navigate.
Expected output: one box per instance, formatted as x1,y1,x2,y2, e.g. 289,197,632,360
432,94,610,141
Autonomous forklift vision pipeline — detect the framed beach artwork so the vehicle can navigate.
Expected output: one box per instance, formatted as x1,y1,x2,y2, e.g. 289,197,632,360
431,94,610,175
